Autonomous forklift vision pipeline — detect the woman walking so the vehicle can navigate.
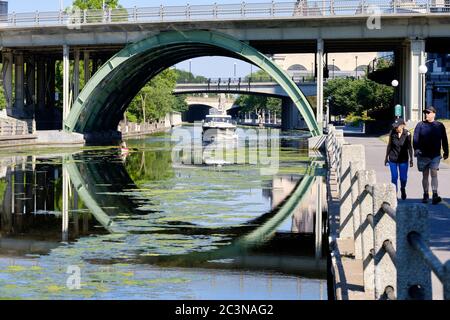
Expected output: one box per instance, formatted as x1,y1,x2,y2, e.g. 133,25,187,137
384,118,413,200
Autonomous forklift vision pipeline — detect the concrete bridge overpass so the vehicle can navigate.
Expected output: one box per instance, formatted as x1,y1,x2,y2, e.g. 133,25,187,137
175,77,318,97
177,79,317,129
1,1,450,140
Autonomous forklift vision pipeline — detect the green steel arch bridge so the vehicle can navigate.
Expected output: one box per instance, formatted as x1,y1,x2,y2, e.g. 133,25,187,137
63,30,321,138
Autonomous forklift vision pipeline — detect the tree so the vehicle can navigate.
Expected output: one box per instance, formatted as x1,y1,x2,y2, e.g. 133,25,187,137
0,82,6,110
175,69,207,83
235,95,281,118
72,0,128,23
72,0,120,10
324,77,394,120
127,68,187,123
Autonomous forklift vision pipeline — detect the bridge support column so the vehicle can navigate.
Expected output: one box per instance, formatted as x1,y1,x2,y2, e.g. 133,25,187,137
282,98,293,131
73,49,80,100
14,52,25,118
37,58,46,111
400,39,426,122
26,57,36,108
84,51,90,85
316,39,324,132
282,98,302,131
63,45,70,124
46,58,56,110
2,51,13,115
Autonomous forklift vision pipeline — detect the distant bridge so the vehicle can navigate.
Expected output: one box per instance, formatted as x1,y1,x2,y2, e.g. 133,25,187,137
175,77,317,97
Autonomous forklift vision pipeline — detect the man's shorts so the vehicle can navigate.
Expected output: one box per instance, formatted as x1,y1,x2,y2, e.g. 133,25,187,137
417,155,441,172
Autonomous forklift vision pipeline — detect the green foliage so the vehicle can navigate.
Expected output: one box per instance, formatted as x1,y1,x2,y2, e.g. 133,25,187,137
0,178,7,204
127,68,186,122
324,78,394,120
235,95,281,116
72,0,128,23
72,0,120,10
175,69,207,83
124,147,174,185
345,111,372,127
244,69,271,81
375,57,393,70
0,82,6,110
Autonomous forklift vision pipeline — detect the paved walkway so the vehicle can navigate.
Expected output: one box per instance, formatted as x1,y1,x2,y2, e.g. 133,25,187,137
345,135,450,300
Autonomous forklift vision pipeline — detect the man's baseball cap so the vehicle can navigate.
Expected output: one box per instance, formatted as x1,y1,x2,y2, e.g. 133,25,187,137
392,118,405,128
423,106,437,114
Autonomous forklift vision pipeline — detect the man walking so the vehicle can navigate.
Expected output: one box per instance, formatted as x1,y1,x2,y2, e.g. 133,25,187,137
413,106,449,204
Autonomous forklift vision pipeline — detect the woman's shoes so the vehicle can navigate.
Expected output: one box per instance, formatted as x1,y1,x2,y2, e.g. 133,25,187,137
422,193,429,203
401,188,407,200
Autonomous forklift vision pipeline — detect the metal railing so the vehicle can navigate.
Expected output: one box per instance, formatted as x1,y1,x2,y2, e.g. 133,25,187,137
326,123,450,300
1,1,450,28
177,76,316,84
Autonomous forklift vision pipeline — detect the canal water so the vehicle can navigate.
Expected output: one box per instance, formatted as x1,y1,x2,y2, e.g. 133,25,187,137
0,126,327,300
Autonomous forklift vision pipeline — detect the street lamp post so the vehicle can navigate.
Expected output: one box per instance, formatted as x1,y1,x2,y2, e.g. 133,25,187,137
419,64,428,121
355,56,358,79
189,59,192,80
234,63,237,78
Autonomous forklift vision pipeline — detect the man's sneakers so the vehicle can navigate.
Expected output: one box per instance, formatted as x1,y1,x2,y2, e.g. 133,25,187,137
422,192,443,204
401,188,407,200
422,193,429,204
432,193,442,205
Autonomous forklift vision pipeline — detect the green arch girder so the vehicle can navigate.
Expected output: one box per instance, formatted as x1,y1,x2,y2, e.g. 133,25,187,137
65,30,320,136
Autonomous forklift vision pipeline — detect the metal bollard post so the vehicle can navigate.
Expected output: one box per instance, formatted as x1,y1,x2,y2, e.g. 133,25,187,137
356,169,376,296
339,144,365,238
396,204,432,300
373,183,397,300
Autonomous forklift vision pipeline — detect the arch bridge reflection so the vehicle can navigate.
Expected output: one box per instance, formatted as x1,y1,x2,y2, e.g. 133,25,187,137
0,148,327,278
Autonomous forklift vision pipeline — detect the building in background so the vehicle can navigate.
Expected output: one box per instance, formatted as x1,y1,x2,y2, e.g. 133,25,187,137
426,53,450,119
0,1,7,15
272,52,378,80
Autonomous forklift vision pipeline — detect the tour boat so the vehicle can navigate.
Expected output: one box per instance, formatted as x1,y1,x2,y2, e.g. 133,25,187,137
202,115,238,142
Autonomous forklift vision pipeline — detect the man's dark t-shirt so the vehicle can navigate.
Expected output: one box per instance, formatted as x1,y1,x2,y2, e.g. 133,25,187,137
413,121,449,158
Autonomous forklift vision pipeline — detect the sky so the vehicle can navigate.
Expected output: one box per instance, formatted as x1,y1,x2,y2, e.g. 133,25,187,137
7,0,273,78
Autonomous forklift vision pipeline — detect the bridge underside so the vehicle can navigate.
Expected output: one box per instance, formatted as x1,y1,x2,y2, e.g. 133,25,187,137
64,31,320,136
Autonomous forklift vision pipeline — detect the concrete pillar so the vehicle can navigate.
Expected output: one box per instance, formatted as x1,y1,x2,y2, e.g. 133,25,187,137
84,51,90,85
396,204,432,300
92,58,99,75
316,39,324,132
2,51,13,114
282,98,301,130
14,53,25,116
406,39,426,122
282,98,293,130
46,58,56,109
62,162,69,242
63,45,70,123
37,58,46,111
73,49,80,100
26,57,36,107
356,169,376,296
373,183,397,300
349,161,366,259
339,144,365,239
